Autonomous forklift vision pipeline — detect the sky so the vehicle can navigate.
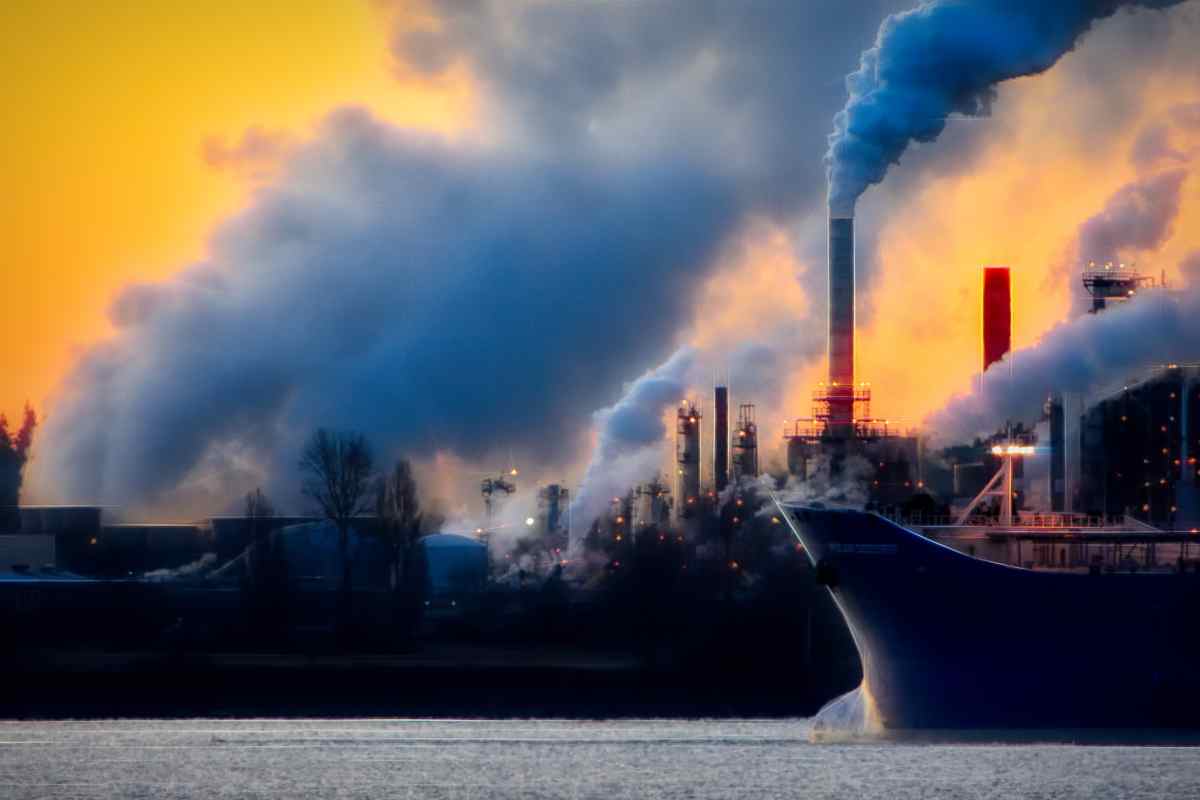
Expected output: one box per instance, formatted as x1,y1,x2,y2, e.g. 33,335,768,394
1,0,471,420
7,0,1200,522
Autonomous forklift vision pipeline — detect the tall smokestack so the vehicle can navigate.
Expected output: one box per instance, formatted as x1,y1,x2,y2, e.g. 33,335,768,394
714,386,729,492
828,214,855,432
982,266,1011,373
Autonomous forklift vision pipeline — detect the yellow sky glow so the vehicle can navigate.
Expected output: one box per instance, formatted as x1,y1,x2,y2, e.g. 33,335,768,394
1,0,471,420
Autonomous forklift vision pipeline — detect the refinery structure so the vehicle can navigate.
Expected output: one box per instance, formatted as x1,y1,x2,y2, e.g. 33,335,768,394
6,215,1194,581
3,210,1194,582
781,213,921,507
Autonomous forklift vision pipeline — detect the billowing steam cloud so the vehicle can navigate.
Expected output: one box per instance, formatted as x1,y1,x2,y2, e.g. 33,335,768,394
31,3,911,516
567,348,694,543
927,282,1199,441
827,0,1188,216
31,113,735,512
1077,168,1188,263
929,98,1198,441
27,0,1198,528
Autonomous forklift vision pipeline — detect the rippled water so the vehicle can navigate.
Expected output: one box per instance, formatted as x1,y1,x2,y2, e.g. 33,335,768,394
2,718,1199,799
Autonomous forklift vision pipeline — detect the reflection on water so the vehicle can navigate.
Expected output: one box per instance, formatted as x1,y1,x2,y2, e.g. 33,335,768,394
1,718,1199,799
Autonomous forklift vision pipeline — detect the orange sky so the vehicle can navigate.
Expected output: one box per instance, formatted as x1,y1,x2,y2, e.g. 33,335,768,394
854,67,1200,431
1,0,471,420
5,1,1196,461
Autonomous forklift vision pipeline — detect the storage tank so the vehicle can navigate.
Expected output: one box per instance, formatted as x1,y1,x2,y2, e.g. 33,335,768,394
412,533,488,606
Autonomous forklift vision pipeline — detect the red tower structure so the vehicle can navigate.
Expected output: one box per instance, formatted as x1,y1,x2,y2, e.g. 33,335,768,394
982,266,1011,373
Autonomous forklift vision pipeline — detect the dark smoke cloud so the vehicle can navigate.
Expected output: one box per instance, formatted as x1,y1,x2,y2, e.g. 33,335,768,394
827,0,1188,216
32,112,735,511
29,0,1197,523
397,0,906,216
1077,169,1189,262
34,2,914,514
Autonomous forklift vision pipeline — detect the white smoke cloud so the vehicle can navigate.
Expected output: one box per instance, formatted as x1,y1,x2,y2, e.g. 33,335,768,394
827,0,1188,216
927,95,1200,443
567,348,695,546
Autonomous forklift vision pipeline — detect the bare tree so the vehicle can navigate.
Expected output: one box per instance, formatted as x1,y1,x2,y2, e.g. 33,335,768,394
375,459,422,592
300,429,374,639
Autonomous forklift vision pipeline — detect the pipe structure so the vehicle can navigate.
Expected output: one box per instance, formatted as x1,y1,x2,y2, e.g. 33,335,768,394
714,386,729,492
828,215,855,433
676,402,702,518
1048,394,1065,512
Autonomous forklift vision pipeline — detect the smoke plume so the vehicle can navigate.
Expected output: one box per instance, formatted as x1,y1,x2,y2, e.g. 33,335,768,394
929,102,1196,443
1077,169,1188,263
567,348,695,546
927,285,1200,442
31,2,910,516
827,0,1188,216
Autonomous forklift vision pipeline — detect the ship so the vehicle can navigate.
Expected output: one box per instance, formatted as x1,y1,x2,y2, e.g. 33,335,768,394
774,493,1200,729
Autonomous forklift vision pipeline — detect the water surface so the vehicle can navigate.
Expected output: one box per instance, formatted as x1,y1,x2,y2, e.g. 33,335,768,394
2,718,1198,798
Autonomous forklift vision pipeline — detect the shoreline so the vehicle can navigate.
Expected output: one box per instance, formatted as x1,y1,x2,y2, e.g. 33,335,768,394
1,645,845,720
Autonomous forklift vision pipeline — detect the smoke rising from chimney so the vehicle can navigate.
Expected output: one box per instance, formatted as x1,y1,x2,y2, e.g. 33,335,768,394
827,0,1188,217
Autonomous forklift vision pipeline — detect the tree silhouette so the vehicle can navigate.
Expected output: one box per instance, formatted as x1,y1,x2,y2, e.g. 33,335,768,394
0,403,37,511
375,459,423,592
300,429,374,642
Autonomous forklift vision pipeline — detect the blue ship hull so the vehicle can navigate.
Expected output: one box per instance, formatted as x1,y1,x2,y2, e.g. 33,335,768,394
783,505,1200,729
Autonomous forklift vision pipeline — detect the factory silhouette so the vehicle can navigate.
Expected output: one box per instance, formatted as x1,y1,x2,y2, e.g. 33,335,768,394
3,201,1192,718
5,0,1196,721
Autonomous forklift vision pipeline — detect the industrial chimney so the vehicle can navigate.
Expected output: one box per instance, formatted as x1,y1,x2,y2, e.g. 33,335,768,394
982,266,1011,373
714,386,729,492
828,214,855,434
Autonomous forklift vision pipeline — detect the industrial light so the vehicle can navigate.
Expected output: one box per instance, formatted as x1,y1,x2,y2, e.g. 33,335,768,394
990,444,1035,456
525,517,535,526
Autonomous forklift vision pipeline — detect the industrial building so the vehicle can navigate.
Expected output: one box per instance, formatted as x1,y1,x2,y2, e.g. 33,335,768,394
675,400,702,519
731,403,759,483
1078,363,1200,527
0,507,318,578
411,533,488,610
